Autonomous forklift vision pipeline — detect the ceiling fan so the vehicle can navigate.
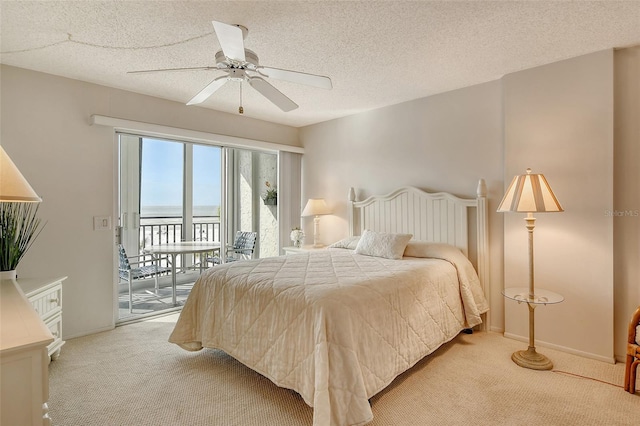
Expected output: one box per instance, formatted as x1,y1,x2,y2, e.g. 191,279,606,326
129,20,332,112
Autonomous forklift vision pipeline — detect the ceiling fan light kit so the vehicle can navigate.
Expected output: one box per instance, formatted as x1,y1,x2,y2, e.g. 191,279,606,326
130,20,332,113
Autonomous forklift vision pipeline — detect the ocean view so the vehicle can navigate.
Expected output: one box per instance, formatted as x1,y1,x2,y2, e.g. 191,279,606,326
141,205,219,220
138,206,220,247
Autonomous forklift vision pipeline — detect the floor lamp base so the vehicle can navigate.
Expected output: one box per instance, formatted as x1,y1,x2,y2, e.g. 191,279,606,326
511,347,553,370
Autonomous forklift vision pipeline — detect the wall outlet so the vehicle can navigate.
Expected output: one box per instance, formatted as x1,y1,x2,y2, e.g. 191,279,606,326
93,216,112,231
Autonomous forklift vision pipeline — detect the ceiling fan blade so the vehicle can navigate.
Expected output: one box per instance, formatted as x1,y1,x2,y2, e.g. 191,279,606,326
212,20,245,62
248,77,298,112
258,66,332,90
127,66,219,74
186,76,228,105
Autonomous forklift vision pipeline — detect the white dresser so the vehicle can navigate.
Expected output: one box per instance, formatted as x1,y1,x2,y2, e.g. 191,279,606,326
0,276,61,426
19,277,67,361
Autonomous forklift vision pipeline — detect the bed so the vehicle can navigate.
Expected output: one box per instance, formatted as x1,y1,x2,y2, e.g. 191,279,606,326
169,182,490,426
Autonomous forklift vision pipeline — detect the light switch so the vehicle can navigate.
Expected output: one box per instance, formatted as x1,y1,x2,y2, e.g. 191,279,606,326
94,216,112,231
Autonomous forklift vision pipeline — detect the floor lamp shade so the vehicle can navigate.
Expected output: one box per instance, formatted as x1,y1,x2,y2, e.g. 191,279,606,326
0,146,42,202
497,168,563,213
498,168,563,370
302,199,331,247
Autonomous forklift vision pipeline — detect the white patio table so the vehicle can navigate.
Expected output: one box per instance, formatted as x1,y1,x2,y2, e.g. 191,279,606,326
143,241,220,306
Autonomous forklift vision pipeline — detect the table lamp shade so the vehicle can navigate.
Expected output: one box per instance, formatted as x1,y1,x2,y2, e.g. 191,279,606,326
302,198,331,248
497,168,562,213
302,199,331,217
0,146,41,202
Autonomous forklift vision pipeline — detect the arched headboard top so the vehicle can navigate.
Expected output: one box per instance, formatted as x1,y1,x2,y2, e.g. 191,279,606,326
350,183,485,255
353,185,478,208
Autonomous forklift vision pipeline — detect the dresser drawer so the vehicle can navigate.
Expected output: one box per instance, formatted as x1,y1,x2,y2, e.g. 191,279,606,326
45,316,62,341
19,276,67,361
45,314,65,361
30,286,62,321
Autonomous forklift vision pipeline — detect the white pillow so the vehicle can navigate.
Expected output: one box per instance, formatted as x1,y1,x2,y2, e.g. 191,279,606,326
354,230,413,260
328,236,360,250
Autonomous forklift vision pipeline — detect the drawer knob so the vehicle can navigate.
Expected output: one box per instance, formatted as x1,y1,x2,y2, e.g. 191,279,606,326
49,298,60,304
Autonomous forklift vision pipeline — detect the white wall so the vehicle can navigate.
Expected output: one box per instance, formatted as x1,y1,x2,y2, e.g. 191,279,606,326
0,65,299,338
613,46,640,360
503,50,614,362
300,80,505,332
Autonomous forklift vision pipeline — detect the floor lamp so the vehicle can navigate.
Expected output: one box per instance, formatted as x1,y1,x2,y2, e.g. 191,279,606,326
498,168,563,370
302,198,331,248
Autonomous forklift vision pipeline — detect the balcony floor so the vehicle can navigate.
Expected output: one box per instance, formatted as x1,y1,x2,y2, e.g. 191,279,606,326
117,270,203,323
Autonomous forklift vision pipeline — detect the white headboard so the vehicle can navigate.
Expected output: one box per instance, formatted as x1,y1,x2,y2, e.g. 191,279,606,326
349,180,490,327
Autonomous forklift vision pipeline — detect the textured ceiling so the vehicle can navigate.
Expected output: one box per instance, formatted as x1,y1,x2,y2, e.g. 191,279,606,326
1,1,639,128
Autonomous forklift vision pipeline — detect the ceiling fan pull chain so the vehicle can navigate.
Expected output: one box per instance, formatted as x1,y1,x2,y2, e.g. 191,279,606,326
239,81,244,114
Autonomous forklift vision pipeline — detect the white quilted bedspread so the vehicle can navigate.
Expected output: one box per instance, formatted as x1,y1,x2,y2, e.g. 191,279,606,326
169,248,488,426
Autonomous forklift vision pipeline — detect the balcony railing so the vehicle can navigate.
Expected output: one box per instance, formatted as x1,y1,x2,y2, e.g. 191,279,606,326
139,217,220,269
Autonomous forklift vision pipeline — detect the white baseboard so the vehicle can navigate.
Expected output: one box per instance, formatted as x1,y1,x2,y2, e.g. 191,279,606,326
65,324,114,340
503,332,616,364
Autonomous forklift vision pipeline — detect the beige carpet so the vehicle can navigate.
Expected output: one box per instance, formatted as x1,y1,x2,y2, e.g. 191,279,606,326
49,314,638,425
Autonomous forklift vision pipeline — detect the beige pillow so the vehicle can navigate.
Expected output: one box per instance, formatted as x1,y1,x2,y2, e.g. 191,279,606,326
354,230,412,260
403,241,462,258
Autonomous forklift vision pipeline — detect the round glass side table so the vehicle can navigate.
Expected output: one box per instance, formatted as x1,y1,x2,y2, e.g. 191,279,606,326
502,287,564,370
502,287,564,305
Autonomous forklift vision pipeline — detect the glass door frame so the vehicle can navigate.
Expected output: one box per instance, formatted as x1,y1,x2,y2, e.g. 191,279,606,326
115,132,283,322
116,134,224,322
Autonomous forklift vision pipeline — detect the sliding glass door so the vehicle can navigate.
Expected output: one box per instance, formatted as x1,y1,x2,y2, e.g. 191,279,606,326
120,137,222,253
192,144,222,244
225,148,279,259
139,138,185,247
117,135,222,321
117,134,278,321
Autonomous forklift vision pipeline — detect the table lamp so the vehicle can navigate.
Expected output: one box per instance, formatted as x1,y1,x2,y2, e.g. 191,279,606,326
498,168,563,370
302,198,331,248
0,146,42,202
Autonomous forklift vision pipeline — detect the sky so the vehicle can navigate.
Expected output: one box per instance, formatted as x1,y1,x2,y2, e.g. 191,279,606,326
140,138,221,208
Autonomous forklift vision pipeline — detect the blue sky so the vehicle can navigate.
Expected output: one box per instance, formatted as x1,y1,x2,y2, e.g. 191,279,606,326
140,139,221,207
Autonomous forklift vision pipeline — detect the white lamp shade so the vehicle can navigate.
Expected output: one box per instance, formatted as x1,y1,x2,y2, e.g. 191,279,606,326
301,198,331,217
0,146,41,202
497,168,562,213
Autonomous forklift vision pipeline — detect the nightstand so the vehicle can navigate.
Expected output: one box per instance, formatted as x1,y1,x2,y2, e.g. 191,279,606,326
19,276,67,362
283,245,327,255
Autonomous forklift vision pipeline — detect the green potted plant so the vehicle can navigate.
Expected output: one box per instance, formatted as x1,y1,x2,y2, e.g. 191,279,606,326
1,147,44,280
262,181,277,206
0,202,44,275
